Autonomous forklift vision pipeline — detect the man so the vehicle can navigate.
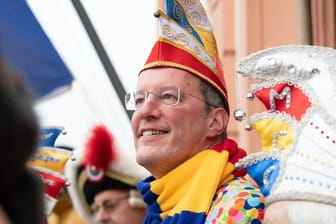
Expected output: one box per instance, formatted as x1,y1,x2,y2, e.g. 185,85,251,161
235,45,336,224
125,0,264,223
66,125,148,224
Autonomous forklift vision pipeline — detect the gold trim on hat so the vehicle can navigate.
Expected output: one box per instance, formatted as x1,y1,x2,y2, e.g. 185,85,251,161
141,60,228,101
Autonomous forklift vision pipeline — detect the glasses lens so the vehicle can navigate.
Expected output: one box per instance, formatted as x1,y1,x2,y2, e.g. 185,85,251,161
125,87,181,111
125,92,135,111
158,87,180,106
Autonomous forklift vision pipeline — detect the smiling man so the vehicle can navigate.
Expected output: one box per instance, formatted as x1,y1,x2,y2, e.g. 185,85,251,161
125,0,265,223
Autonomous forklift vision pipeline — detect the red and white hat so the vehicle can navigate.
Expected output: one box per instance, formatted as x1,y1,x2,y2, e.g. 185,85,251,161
66,125,149,222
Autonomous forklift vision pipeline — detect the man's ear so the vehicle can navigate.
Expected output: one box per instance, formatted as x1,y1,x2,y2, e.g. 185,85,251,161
207,108,229,138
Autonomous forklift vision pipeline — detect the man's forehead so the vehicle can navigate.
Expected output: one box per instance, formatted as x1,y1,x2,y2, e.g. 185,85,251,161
96,189,128,198
137,68,198,87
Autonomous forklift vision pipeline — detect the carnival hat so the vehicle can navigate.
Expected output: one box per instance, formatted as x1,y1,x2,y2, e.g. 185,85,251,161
140,0,228,110
235,45,336,206
66,125,149,222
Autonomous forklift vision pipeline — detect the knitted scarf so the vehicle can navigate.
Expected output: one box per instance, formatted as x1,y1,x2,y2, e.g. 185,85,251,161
137,138,246,224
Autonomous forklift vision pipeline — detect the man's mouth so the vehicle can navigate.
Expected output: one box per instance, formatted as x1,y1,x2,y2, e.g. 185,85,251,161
141,129,168,137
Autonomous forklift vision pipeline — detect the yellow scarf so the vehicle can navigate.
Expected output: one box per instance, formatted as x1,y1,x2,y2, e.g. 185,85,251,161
140,149,235,223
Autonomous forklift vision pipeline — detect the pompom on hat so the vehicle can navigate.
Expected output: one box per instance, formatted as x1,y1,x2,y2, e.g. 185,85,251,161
140,0,229,111
66,125,149,222
235,45,336,207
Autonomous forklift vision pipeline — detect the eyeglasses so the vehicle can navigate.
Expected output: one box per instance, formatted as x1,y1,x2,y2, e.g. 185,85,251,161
91,195,128,216
125,86,213,111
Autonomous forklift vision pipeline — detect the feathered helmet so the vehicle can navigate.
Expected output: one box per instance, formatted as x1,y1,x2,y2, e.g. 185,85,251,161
66,125,149,222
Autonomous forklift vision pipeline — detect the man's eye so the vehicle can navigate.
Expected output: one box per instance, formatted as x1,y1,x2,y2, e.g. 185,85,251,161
105,203,117,212
134,96,145,106
160,92,178,104
161,93,176,99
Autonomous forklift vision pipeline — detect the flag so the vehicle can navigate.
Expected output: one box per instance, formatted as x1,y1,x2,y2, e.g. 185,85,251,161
0,0,73,100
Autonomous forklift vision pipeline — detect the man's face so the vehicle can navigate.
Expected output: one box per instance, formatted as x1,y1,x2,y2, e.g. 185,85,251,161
131,67,214,178
93,189,145,224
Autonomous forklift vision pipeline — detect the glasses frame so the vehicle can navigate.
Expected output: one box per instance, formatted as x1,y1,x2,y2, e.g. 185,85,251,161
125,86,214,111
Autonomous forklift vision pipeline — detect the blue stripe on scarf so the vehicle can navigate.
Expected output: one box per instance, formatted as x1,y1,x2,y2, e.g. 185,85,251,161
164,211,206,224
138,176,162,223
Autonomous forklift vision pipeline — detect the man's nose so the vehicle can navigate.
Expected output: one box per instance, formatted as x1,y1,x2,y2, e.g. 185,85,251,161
136,93,160,117
95,208,110,223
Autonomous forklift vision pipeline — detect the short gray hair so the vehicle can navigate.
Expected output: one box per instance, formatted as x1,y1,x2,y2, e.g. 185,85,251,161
198,79,229,139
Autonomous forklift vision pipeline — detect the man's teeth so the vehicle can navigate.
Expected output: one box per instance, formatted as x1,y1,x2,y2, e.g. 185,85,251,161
142,130,165,136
